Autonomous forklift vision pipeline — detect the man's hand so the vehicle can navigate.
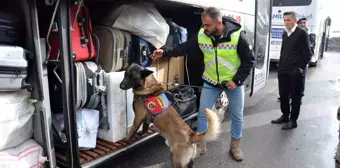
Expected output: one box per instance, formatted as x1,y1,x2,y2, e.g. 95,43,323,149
225,81,237,91
151,49,164,60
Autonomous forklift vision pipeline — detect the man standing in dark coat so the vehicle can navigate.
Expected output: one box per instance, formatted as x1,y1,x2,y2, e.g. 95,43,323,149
271,11,312,130
277,17,314,101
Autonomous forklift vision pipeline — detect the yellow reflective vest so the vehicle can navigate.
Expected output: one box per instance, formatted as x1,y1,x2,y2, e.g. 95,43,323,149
198,28,241,85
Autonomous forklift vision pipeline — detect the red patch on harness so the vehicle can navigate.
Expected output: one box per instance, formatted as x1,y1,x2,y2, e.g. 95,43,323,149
144,93,170,115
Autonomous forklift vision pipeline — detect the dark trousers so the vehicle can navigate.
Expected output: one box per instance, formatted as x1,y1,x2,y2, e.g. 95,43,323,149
278,68,306,121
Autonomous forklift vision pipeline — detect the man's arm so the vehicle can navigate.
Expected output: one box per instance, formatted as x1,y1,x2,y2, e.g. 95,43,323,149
232,31,255,86
279,32,287,66
300,30,312,68
162,33,200,57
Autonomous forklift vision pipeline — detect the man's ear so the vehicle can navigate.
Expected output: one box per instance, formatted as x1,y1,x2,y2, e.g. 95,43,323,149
140,68,154,79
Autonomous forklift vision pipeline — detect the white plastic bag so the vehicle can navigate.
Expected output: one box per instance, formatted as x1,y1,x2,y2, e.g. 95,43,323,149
102,2,170,48
55,108,99,149
0,139,46,168
0,90,35,151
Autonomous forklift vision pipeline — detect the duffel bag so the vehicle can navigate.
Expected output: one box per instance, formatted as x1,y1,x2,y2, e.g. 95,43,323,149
0,90,35,151
166,85,197,117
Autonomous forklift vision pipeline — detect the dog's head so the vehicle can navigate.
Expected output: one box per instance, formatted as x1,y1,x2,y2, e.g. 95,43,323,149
120,63,154,90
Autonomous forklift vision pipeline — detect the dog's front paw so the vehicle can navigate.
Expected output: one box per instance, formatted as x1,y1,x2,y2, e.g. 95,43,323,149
126,134,134,141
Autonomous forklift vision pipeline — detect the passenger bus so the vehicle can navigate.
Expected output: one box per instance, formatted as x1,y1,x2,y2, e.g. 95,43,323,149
0,0,272,167
269,0,331,67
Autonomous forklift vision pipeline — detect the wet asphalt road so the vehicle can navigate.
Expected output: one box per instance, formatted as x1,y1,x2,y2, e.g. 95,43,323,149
99,52,340,168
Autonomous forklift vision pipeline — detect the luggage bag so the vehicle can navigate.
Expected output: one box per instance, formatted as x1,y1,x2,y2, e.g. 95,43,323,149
48,3,96,61
0,10,23,46
131,35,155,67
0,45,33,91
0,139,46,168
48,61,108,128
74,61,106,110
0,90,35,151
93,26,130,72
53,108,100,150
166,85,197,117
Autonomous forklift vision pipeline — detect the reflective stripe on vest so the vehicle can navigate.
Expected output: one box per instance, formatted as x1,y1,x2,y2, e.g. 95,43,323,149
198,28,241,85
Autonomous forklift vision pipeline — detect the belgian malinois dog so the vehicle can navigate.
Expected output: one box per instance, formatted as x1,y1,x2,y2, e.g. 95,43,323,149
119,63,220,168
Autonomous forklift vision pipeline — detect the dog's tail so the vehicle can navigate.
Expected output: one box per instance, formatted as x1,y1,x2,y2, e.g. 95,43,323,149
190,108,221,143
202,108,221,141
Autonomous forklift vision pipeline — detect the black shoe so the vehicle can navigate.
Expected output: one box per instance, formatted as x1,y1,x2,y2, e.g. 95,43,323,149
271,115,289,124
282,120,297,130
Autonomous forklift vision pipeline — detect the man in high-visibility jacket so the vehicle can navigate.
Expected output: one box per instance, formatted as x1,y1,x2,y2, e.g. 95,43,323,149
151,7,255,161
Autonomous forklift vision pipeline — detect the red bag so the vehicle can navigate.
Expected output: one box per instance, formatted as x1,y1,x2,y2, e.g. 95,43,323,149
49,4,96,61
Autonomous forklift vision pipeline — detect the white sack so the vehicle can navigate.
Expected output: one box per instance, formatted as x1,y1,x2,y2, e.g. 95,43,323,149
0,139,46,168
102,2,170,48
55,108,100,149
0,90,35,151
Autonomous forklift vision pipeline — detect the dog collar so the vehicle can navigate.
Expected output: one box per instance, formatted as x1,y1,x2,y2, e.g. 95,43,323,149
143,93,171,116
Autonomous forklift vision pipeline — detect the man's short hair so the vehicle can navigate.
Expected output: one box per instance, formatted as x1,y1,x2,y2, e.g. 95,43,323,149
283,11,297,19
202,7,222,20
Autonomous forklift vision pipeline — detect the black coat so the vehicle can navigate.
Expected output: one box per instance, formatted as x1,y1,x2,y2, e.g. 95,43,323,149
279,26,312,70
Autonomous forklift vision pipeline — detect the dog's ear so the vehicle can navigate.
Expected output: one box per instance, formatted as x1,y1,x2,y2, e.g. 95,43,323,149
140,68,154,79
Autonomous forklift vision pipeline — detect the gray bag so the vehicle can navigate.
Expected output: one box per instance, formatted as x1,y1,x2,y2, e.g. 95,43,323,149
0,45,33,91
93,26,130,72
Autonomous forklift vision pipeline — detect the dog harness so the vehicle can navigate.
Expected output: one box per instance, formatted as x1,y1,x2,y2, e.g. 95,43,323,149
143,93,171,116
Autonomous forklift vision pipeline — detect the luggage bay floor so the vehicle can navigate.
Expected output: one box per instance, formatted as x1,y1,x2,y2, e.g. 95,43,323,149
96,52,340,168
55,112,198,167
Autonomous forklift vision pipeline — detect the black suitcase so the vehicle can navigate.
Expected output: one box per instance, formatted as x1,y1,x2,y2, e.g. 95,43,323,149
48,61,109,129
0,11,23,45
0,45,33,91
49,61,106,110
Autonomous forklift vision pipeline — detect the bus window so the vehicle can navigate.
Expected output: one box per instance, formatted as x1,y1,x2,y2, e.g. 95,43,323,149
273,0,312,6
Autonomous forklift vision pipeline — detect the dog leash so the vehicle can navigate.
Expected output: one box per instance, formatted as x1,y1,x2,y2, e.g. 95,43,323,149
145,53,229,91
166,82,230,91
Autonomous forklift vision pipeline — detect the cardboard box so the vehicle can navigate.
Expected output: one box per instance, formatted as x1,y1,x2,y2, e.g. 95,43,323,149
150,57,169,89
168,57,185,90
149,56,185,90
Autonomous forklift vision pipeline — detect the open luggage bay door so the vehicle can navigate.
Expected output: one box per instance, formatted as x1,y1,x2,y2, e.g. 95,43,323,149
250,0,273,97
